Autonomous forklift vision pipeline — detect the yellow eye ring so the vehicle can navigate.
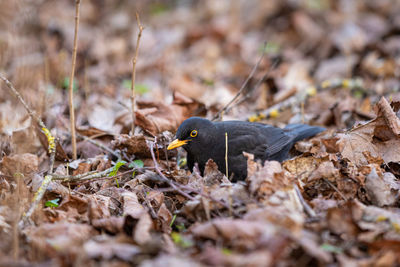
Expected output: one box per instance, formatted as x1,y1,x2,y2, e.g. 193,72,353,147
190,130,198,137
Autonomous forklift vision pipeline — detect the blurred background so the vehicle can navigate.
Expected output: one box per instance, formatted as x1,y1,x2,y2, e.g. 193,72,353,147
1,0,400,150
2,1,400,265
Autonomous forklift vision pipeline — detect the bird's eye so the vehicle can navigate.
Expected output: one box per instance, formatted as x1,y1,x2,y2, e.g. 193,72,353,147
190,130,198,137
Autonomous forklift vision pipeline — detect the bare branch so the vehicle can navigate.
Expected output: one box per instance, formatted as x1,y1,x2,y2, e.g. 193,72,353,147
212,42,268,121
68,0,82,160
131,12,144,135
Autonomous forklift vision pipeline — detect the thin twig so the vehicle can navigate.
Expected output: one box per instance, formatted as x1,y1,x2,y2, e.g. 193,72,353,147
191,171,240,217
212,42,267,121
149,140,239,216
21,175,52,227
225,132,233,216
323,178,348,201
0,76,45,130
148,141,195,200
68,0,81,160
78,133,121,159
142,189,158,219
225,132,228,178
51,166,147,183
131,12,144,135
225,58,279,115
0,74,56,227
294,184,316,218
149,141,238,216
51,167,114,181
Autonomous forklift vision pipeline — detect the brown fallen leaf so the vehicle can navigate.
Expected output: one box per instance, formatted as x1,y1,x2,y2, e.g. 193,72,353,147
351,200,400,245
88,194,112,221
112,134,151,158
122,191,145,218
244,203,304,235
146,191,165,211
283,156,322,181
133,212,153,245
203,159,226,186
337,97,400,166
24,222,96,258
375,98,400,135
199,246,273,267
141,254,203,267
135,92,205,136
91,217,124,234
362,52,397,77
326,203,359,239
365,167,400,207
36,126,69,162
112,134,174,159
72,162,92,176
0,153,38,177
191,218,277,250
157,203,172,233
308,160,340,182
295,230,333,263
84,238,140,261
246,157,291,199
168,73,208,100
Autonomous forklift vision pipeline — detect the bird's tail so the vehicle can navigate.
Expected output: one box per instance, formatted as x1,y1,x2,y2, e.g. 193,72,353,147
284,124,325,142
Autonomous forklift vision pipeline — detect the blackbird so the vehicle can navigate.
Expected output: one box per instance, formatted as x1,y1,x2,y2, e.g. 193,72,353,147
167,117,325,181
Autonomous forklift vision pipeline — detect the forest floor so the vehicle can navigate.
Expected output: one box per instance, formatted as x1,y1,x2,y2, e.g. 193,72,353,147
1,0,400,266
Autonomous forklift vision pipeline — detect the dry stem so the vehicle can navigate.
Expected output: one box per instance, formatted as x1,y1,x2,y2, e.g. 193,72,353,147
225,58,279,116
68,0,82,160
51,167,114,181
0,74,58,227
225,132,228,178
212,42,267,121
131,12,144,135
0,75,56,172
148,141,195,200
294,184,317,218
148,141,240,216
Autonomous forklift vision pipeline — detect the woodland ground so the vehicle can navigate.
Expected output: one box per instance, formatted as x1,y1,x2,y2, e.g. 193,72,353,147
1,0,400,266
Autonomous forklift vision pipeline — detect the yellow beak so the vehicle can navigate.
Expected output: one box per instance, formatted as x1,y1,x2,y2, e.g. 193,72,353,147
167,139,189,150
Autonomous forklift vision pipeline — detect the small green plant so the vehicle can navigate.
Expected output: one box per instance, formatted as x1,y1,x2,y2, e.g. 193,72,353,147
149,2,169,15
320,243,343,254
169,214,177,227
122,80,150,95
178,157,187,168
62,77,78,91
129,159,144,168
171,232,193,248
260,42,280,55
129,159,144,177
109,160,127,177
45,198,60,208
109,160,127,187
222,248,232,255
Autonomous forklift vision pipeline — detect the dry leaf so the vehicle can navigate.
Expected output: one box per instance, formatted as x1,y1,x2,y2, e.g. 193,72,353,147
0,153,38,177
25,223,96,257
337,97,400,166
365,167,400,207
135,92,205,135
122,191,145,218
84,239,140,261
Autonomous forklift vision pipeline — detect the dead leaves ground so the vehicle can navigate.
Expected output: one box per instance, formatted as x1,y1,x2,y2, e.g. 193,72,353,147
1,0,400,266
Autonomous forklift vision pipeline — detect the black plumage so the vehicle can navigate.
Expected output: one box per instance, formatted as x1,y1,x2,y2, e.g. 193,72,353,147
168,117,325,181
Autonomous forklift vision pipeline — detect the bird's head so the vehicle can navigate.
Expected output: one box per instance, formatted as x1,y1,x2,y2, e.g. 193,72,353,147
167,117,216,152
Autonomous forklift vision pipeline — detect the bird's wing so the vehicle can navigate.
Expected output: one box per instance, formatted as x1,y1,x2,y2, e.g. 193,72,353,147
263,134,294,156
219,122,292,159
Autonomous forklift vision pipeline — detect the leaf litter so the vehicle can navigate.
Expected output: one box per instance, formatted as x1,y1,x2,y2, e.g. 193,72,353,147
1,0,400,266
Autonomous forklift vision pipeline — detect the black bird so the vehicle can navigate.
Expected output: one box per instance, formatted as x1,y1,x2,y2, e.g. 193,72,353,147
167,117,325,181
